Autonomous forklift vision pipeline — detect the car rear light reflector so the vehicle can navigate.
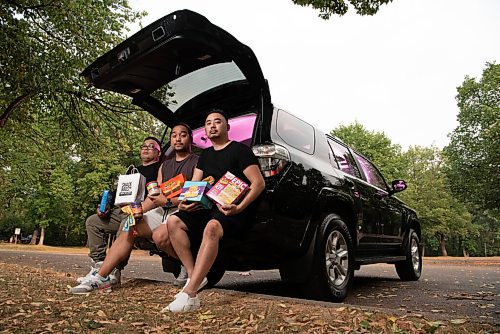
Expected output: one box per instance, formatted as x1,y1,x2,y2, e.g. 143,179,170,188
252,144,290,177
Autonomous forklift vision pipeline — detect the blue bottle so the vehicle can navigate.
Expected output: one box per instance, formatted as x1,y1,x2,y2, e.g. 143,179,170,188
99,190,109,213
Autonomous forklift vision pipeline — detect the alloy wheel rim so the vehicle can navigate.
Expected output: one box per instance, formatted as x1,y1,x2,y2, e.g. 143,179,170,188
325,230,349,287
410,238,420,272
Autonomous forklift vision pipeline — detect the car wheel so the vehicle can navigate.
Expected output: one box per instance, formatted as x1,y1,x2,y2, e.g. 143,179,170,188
395,229,422,281
305,215,354,302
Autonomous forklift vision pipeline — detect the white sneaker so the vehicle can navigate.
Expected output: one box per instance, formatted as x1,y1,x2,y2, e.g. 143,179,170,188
161,292,200,313
77,261,103,283
175,277,208,298
109,268,121,286
70,274,111,294
173,265,188,286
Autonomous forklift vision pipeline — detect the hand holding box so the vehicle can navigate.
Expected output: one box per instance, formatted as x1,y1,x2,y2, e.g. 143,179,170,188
178,181,213,209
206,172,249,206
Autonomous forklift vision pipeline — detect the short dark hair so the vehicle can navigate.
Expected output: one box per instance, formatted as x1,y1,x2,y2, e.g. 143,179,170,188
206,108,228,123
170,122,193,140
143,136,161,148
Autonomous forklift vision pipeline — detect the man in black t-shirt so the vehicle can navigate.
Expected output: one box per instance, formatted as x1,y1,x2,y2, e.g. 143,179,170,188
75,136,161,285
162,110,265,313
71,125,199,294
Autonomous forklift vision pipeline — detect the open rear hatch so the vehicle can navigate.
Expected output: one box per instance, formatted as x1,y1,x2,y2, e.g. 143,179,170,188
81,9,271,129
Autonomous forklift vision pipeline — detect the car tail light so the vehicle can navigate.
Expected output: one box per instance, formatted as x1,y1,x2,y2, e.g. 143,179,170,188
252,144,290,177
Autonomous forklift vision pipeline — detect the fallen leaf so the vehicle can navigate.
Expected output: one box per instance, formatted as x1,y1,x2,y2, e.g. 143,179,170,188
86,320,103,329
96,310,106,317
199,314,215,321
131,322,146,326
450,319,467,324
387,316,398,323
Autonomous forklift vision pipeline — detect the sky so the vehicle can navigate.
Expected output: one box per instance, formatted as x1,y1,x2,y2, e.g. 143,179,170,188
127,0,499,149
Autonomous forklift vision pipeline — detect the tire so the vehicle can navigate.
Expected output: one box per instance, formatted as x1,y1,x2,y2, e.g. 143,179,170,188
305,215,354,302
395,229,422,281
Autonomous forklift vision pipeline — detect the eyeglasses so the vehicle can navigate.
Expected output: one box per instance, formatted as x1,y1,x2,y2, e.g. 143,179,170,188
140,144,158,151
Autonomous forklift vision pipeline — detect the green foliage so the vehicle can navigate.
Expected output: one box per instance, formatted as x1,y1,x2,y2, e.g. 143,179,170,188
0,214,30,240
443,62,500,219
330,121,405,181
399,146,473,255
291,0,393,19
0,0,145,129
330,122,478,255
0,1,164,245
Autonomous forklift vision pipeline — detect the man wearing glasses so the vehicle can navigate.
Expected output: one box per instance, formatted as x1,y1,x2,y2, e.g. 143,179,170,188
73,136,162,288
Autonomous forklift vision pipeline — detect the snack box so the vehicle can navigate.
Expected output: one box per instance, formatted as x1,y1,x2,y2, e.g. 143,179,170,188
206,172,249,206
159,173,186,199
178,181,212,209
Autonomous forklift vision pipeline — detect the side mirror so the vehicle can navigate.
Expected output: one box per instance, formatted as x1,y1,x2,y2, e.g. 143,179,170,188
390,179,407,194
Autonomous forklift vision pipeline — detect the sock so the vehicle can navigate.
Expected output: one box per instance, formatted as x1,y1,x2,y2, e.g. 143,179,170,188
96,274,109,281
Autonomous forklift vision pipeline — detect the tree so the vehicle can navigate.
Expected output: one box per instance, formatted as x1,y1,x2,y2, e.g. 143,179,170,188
291,0,393,19
1,0,144,131
330,121,476,256
399,146,473,256
443,62,500,219
330,121,405,181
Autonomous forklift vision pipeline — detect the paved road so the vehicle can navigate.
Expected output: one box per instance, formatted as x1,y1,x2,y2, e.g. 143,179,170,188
0,250,498,324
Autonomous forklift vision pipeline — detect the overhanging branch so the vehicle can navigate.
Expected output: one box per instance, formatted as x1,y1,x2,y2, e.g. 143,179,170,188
0,93,31,128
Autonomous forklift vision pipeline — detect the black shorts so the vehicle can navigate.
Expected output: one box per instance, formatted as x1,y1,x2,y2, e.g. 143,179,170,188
174,207,254,246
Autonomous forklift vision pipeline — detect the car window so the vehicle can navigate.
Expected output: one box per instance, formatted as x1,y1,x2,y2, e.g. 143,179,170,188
276,110,315,154
192,113,256,149
327,139,361,178
353,153,387,190
153,61,246,112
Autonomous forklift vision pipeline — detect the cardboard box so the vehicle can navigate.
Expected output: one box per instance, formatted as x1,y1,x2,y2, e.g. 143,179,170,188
159,173,186,199
206,172,249,206
178,181,212,209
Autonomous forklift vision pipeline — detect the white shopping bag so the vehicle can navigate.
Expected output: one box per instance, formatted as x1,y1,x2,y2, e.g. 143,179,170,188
114,167,145,206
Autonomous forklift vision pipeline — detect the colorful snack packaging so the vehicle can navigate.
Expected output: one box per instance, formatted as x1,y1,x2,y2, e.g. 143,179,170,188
206,171,249,206
146,181,161,196
159,174,186,199
99,190,110,213
178,181,212,209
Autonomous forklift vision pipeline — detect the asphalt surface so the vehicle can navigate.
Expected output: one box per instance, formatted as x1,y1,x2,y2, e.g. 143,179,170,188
0,249,498,325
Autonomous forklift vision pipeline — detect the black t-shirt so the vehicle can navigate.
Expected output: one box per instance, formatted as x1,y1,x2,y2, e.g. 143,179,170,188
161,154,199,182
197,141,259,186
137,161,161,200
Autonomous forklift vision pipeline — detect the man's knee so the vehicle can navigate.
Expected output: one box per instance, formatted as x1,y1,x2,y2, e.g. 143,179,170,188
152,224,170,249
167,215,184,233
85,214,99,230
204,220,223,240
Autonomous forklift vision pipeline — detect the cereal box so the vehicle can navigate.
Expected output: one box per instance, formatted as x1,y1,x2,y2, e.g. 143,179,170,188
178,181,212,209
159,173,186,199
206,172,249,206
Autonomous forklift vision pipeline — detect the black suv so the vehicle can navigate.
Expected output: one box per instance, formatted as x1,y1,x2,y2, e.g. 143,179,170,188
82,10,422,301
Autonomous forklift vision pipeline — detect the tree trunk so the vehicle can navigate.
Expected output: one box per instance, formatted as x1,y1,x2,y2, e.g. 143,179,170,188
30,226,39,245
462,248,469,257
38,227,45,246
438,234,448,256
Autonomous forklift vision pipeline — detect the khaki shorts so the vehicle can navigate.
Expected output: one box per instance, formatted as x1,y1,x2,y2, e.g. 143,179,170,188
142,207,179,231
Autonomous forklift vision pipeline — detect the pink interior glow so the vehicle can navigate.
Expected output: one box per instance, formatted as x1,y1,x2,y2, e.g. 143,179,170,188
192,114,257,148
